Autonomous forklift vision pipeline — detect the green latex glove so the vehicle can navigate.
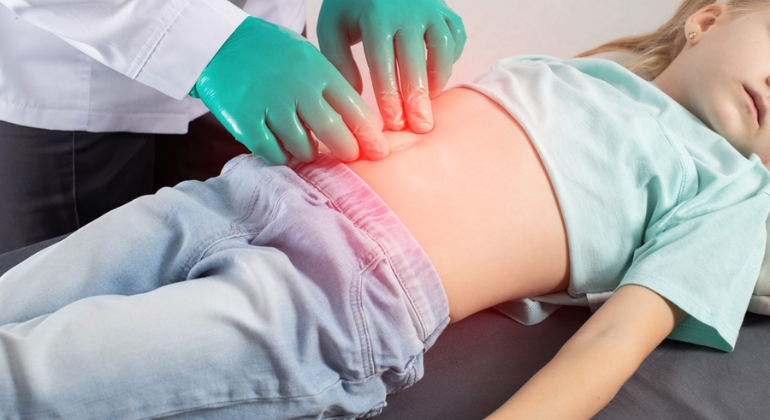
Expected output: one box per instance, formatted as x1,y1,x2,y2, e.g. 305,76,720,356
317,0,466,133
191,17,388,165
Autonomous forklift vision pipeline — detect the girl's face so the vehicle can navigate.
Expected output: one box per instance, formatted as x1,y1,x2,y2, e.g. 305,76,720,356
656,4,770,161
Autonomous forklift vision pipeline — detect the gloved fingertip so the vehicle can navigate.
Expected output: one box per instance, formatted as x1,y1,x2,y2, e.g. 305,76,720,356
385,117,406,131
332,152,357,163
368,148,390,161
407,93,434,134
379,94,405,131
410,117,434,134
366,137,390,160
355,124,389,160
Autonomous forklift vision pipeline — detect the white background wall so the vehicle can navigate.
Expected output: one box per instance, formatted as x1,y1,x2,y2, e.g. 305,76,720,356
304,0,681,109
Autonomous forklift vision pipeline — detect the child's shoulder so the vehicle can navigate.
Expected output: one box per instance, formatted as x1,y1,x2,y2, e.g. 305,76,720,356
467,54,667,113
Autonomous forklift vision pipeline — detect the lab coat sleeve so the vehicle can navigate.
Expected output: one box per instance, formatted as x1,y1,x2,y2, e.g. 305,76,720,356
0,0,248,99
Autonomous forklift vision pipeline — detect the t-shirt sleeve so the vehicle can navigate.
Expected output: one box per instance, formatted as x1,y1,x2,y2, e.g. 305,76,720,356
618,190,770,352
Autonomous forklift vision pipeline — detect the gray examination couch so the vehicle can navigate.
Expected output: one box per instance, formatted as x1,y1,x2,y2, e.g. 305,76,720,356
1,236,769,419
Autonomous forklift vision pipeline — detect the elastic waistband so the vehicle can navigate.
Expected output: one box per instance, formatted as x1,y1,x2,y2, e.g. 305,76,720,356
290,154,450,348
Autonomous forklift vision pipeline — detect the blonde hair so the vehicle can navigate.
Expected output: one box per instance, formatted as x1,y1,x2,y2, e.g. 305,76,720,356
577,0,770,80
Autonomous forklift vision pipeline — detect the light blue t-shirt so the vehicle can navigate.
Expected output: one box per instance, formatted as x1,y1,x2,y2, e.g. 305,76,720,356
463,56,770,351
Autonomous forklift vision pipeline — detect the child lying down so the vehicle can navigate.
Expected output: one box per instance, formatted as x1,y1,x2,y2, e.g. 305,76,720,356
2,0,770,418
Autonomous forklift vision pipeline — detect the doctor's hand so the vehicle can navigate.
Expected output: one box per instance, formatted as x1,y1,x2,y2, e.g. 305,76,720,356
190,17,388,165
317,0,466,133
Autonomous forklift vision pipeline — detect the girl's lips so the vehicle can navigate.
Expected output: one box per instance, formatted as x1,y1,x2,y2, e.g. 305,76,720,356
745,85,766,128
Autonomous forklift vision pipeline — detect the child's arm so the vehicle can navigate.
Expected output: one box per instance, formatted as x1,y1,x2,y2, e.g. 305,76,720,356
485,284,686,420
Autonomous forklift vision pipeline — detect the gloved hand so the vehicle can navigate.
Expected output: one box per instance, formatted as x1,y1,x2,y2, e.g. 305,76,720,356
317,0,466,133
191,17,388,165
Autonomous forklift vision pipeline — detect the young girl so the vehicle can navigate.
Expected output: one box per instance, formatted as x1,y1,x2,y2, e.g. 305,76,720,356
1,0,769,418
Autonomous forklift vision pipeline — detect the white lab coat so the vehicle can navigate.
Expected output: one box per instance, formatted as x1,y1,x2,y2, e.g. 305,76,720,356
0,0,306,134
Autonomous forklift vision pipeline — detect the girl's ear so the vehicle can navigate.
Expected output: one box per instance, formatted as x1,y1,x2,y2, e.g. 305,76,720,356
684,3,729,43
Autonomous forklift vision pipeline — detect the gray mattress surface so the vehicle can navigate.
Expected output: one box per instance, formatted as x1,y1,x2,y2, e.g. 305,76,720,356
2,237,769,419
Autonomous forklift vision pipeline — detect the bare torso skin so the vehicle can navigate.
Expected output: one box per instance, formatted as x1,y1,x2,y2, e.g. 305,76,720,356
345,88,570,322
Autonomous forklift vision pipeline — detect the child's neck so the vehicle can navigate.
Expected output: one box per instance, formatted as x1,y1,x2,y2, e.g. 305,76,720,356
652,62,687,113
